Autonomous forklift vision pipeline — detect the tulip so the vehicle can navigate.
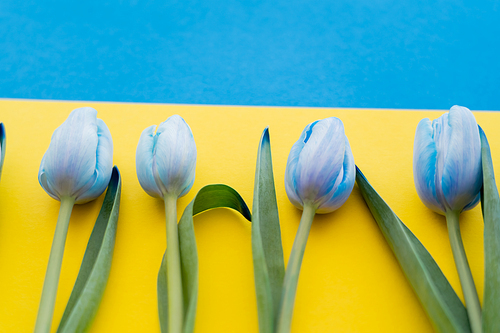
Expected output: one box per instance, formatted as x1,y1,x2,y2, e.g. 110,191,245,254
413,105,482,333
34,107,113,333
277,117,355,333
38,107,114,204
136,115,197,333
284,117,355,214
136,114,196,199
413,105,482,215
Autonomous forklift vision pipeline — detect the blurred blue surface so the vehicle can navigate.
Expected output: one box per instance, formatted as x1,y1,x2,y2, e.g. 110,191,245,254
0,0,499,109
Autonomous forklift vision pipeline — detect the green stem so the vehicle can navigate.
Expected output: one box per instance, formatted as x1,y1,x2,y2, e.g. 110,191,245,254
276,203,316,333
34,196,76,333
164,194,183,333
445,210,482,333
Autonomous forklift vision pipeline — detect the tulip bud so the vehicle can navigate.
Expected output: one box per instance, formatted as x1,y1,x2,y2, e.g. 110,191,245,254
38,107,114,204
136,115,197,199
285,117,355,214
413,105,482,214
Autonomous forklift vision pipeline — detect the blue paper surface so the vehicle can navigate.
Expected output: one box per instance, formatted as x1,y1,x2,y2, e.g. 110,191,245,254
0,0,499,109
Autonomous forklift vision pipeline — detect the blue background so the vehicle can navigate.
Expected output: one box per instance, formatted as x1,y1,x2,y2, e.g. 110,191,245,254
1,0,499,109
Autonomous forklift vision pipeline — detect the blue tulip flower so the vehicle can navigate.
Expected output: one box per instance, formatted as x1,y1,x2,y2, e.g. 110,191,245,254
413,105,484,333
136,114,197,332
136,114,197,199
413,105,482,215
277,117,356,333
38,107,114,204
285,117,355,214
35,107,113,333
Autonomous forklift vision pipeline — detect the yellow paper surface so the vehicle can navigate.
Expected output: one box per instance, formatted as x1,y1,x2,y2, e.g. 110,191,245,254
0,100,498,332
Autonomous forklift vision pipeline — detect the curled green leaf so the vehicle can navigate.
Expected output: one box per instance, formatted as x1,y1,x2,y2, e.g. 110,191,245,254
158,184,251,333
56,166,122,333
356,166,470,333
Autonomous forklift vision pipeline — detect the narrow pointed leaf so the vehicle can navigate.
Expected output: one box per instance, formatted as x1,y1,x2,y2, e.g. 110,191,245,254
56,166,121,333
479,127,500,332
252,127,285,333
356,167,471,333
158,184,251,333
0,123,5,180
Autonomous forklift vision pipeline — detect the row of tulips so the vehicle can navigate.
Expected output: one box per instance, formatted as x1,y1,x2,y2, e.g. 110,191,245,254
0,105,497,333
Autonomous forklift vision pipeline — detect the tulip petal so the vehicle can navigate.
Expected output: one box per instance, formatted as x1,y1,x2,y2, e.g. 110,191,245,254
136,125,163,198
413,118,445,214
39,154,60,201
284,122,316,209
441,106,482,212
41,108,99,199
155,115,197,197
316,136,356,213
296,118,345,206
76,119,114,203
464,193,480,211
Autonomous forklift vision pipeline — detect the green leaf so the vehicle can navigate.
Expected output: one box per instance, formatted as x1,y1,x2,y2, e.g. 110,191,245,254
158,184,251,333
157,253,169,333
0,122,5,180
251,127,285,333
56,166,122,333
356,167,471,333
479,127,500,332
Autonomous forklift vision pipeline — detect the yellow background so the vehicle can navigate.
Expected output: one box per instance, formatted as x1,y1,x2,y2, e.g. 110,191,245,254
0,100,497,332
